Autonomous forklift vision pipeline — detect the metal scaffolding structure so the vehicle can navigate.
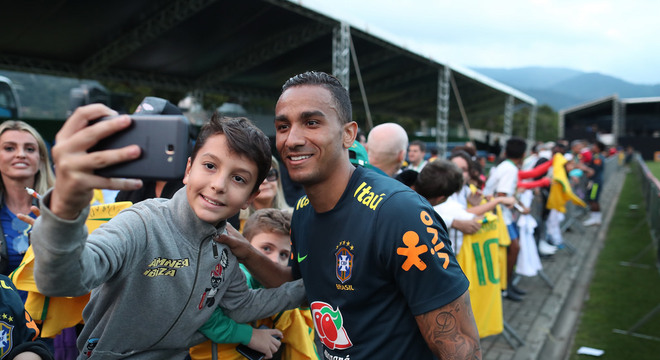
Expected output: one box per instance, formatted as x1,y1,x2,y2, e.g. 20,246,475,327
528,105,537,143
436,66,451,159
332,23,351,91
503,95,514,138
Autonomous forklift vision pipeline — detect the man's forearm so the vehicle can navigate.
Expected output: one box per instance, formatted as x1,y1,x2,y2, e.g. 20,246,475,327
415,291,482,359
242,247,293,288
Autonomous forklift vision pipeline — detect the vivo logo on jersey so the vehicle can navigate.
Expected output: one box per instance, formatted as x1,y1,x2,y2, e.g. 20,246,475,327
353,182,385,210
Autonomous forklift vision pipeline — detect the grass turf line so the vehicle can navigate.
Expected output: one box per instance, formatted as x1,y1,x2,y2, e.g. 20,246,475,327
570,164,660,360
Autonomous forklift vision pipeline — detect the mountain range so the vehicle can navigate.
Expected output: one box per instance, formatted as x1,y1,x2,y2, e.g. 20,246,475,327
471,66,660,111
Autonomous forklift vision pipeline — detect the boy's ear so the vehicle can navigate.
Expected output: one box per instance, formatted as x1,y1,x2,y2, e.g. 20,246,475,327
182,157,192,184
342,121,358,149
242,189,260,210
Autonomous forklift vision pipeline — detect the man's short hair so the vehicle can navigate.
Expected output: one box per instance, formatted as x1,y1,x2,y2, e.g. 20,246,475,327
242,208,292,242
505,137,527,160
191,113,271,193
409,140,426,152
413,160,464,200
281,71,352,124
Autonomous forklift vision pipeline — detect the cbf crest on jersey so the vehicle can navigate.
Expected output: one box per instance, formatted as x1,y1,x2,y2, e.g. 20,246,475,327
335,241,354,283
1,321,13,358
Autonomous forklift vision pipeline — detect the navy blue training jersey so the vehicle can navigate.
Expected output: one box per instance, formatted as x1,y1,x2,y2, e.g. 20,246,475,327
291,166,469,359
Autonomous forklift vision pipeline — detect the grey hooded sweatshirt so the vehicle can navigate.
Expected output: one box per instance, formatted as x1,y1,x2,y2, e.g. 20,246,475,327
31,187,305,359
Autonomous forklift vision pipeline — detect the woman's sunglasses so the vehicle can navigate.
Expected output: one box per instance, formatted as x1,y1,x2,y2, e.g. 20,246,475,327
266,168,279,182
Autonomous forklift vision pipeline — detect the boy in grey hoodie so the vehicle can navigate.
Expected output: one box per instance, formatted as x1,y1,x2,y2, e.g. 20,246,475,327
29,105,305,359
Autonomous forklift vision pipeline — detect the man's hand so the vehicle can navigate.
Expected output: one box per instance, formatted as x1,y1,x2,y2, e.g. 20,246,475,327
466,191,483,207
215,223,293,288
50,104,143,219
247,328,283,359
215,223,254,261
415,290,482,359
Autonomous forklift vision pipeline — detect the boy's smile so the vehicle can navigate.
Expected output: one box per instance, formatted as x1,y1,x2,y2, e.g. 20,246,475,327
183,134,259,226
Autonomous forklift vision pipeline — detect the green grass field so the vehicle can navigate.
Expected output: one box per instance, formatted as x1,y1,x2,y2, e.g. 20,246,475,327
646,161,660,179
570,164,660,359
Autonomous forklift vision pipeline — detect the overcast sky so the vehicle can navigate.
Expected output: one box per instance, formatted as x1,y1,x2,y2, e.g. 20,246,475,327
298,0,660,85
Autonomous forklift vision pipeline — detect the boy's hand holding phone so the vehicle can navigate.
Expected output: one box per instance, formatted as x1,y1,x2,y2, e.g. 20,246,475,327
240,327,283,359
50,104,143,220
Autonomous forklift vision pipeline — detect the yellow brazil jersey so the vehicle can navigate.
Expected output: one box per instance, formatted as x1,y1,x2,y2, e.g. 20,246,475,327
456,211,504,338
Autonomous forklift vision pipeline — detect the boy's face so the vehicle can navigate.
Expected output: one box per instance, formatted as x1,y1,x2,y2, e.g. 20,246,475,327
183,134,259,226
274,85,355,186
250,231,291,267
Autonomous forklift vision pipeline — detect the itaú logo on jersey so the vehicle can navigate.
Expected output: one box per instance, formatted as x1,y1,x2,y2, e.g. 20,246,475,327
311,301,353,350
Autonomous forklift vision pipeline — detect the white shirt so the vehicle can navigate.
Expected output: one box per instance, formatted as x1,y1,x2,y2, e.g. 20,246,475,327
483,160,519,225
434,196,474,255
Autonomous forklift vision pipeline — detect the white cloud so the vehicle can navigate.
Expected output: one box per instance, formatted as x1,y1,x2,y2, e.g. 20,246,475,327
298,0,660,84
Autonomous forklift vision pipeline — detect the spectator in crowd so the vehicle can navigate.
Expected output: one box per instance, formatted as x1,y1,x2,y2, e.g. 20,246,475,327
0,121,55,287
0,274,54,359
427,147,439,163
238,156,291,231
490,137,502,160
365,122,408,177
355,129,367,146
431,154,482,254
483,137,528,302
29,106,305,358
583,141,606,226
219,71,481,359
191,209,317,360
411,159,464,207
405,140,427,172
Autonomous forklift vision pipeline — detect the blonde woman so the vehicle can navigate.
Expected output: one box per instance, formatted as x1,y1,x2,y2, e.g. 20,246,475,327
239,156,291,232
0,120,54,280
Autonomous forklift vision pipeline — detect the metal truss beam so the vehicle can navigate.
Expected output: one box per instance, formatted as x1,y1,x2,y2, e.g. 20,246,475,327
81,0,219,75
613,100,623,141
527,105,537,142
332,23,350,90
197,22,331,87
503,95,514,138
436,66,451,158
261,0,339,26
0,54,78,78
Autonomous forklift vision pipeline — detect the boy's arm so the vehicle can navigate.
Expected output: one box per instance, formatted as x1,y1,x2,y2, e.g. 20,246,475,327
467,196,515,215
31,104,144,297
415,290,482,359
49,104,143,219
216,223,293,287
219,262,305,323
199,306,253,345
199,307,283,357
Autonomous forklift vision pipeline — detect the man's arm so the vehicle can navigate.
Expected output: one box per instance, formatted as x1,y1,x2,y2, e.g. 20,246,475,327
415,290,482,359
216,223,293,288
